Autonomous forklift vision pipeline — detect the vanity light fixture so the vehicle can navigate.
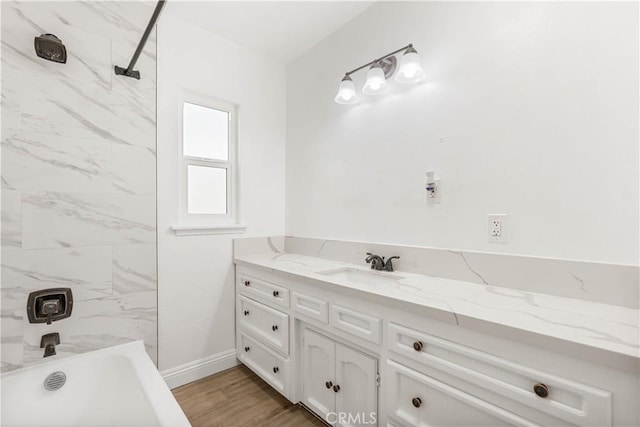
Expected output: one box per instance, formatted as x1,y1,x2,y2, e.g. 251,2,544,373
362,61,390,95
395,45,426,84
334,75,358,104
334,43,425,104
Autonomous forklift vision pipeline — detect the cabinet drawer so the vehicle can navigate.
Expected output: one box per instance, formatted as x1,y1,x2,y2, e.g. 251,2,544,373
292,292,328,323
386,360,539,427
238,333,290,398
238,296,289,355
330,304,381,344
238,274,289,309
388,322,612,426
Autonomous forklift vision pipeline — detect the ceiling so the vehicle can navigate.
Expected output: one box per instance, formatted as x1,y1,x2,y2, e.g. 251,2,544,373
164,1,374,63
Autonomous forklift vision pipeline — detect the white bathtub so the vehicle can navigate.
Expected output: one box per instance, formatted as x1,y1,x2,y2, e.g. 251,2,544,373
1,341,190,427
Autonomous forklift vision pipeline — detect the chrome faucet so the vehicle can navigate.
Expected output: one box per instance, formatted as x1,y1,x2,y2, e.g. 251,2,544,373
40,332,60,358
366,253,400,272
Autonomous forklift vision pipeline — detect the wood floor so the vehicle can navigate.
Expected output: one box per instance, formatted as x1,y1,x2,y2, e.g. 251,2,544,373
173,365,326,427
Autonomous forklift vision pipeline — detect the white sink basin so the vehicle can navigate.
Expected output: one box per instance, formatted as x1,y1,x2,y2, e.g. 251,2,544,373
318,267,406,287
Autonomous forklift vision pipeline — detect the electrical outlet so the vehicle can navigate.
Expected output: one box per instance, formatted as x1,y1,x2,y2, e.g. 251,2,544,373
488,214,508,242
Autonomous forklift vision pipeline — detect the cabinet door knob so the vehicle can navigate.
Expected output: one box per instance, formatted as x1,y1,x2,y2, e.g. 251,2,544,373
412,397,422,408
244,346,250,352
243,310,250,316
413,341,424,352
244,280,250,286
333,384,340,393
273,291,279,297
533,383,549,398
273,367,279,374
272,325,278,331
325,381,333,389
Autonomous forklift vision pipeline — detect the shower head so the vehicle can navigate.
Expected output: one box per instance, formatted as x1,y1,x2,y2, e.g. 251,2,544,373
34,34,67,63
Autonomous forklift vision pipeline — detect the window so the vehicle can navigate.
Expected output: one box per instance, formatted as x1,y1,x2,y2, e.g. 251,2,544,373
177,94,242,234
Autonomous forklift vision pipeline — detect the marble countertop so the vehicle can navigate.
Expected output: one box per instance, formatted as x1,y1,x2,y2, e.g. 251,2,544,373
235,253,639,368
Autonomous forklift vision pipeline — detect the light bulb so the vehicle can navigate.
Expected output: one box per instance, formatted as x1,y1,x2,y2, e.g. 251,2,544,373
362,63,389,95
334,75,358,104
395,46,425,84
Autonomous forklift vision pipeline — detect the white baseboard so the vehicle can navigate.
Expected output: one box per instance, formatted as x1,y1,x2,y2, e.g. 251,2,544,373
161,349,239,389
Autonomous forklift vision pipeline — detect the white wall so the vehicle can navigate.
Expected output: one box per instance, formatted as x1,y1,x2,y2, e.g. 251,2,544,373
286,2,639,265
157,12,286,374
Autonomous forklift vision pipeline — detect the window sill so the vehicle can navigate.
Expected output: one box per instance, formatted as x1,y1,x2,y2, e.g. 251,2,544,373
171,224,247,236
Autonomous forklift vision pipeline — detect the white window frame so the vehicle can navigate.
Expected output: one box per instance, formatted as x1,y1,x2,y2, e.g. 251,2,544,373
174,90,244,235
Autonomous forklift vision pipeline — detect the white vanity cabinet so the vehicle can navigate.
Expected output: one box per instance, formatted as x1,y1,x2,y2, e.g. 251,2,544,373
302,328,378,427
235,264,635,427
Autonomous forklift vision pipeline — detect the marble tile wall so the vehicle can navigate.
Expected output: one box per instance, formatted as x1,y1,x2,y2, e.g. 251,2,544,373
1,1,157,372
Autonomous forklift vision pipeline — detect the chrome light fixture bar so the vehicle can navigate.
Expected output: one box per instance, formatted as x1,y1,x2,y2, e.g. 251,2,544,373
334,43,425,104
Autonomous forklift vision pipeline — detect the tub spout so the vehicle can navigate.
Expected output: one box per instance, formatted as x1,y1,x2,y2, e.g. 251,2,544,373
40,332,60,358
44,344,56,357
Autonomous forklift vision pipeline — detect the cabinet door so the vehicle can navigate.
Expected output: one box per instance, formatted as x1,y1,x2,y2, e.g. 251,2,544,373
302,328,336,422
335,344,378,427
386,360,539,427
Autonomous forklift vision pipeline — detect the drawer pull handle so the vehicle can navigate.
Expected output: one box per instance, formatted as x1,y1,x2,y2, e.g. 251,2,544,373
272,325,278,331
412,397,422,408
325,381,333,389
333,384,340,393
273,291,279,297
244,280,250,286
533,383,549,398
273,367,279,374
413,341,424,352
243,310,250,316
244,346,250,352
